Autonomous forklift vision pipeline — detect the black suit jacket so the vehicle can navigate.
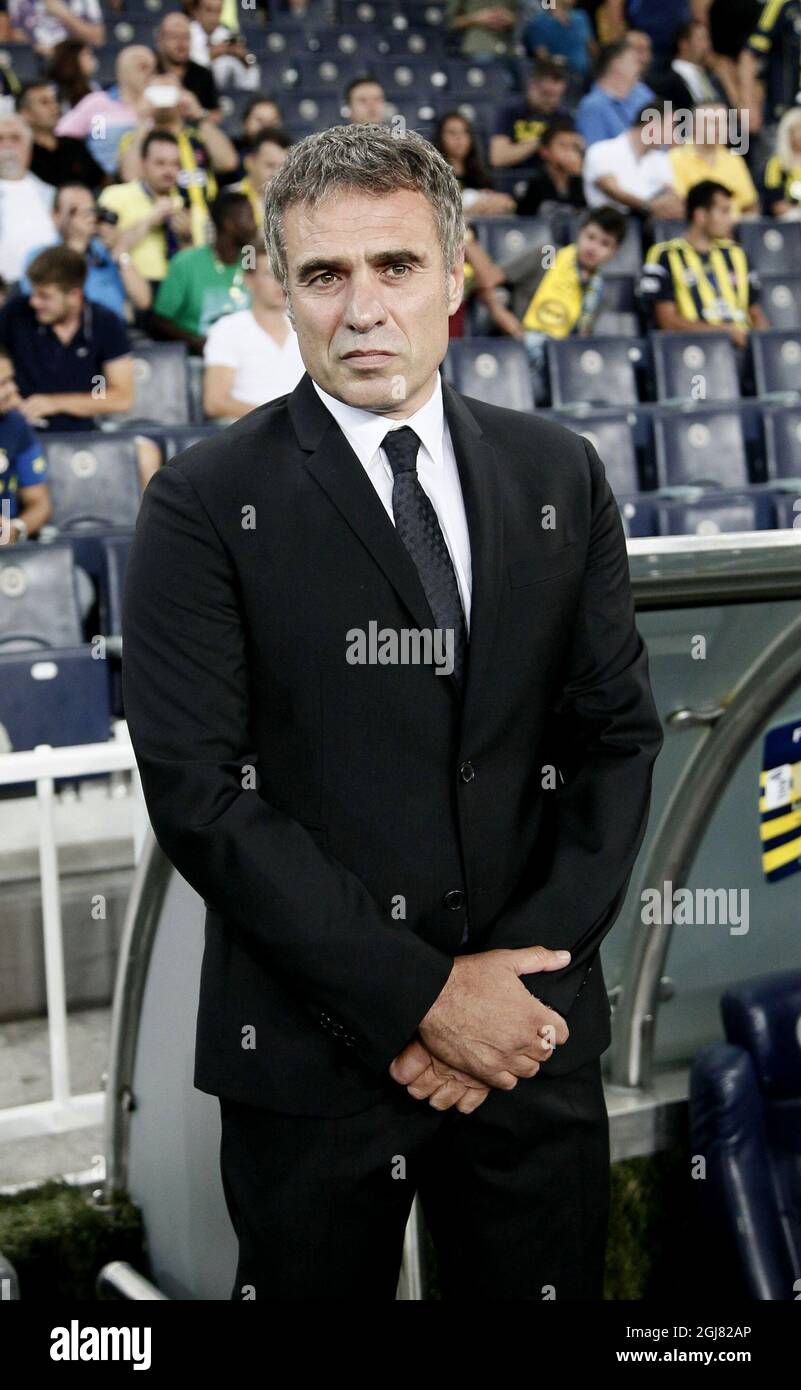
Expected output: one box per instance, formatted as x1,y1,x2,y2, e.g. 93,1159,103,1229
121,370,663,1117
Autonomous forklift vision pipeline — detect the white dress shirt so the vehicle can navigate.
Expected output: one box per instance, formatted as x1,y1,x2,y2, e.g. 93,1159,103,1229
312,371,473,631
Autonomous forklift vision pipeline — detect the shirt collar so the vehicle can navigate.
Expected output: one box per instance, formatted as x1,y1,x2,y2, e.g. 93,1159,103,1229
312,369,446,471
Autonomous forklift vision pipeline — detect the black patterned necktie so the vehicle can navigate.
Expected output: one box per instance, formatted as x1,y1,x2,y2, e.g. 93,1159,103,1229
381,425,467,693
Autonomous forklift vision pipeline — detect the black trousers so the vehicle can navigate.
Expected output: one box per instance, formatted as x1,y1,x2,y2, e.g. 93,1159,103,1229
218,1055,610,1300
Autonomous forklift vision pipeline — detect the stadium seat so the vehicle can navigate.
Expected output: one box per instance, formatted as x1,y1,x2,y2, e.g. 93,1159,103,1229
653,407,749,490
373,58,450,97
650,218,685,245
736,221,801,277
446,339,534,411
109,342,191,429
547,338,643,409
159,425,225,463
99,533,134,641
0,647,112,754
556,410,640,494
751,331,801,400
446,60,514,97
760,275,801,331
617,496,657,537
656,492,775,535
773,493,801,529
651,331,740,403
187,358,206,425
763,406,801,484
41,432,142,531
279,93,344,128
472,216,553,263
0,543,84,651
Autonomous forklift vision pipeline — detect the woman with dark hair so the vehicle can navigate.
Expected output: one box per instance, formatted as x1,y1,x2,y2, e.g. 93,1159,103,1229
46,39,98,113
433,110,516,217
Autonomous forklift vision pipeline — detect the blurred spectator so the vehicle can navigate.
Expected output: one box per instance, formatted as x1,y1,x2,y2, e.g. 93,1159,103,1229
641,179,768,346
583,100,683,217
55,46,157,177
654,20,728,106
448,224,507,337
0,114,57,283
18,82,104,190
203,248,304,418
344,75,388,125
446,0,519,58
8,0,105,58
231,127,292,226
707,0,762,123
762,107,801,218
492,205,627,401
626,29,654,84
46,38,98,111
187,0,261,92
118,77,239,247
434,111,515,216
602,0,692,72
21,182,152,317
151,190,256,354
155,11,220,119
516,117,586,215
669,101,759,217
490,57,571,171
744,0,801,123
97,131,192,289
0,346,50,543
575,39,655,146
237,96,284,152
523,0,596,78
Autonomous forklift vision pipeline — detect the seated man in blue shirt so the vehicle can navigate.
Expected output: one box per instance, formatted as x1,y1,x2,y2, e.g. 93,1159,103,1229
0,345,51,545
523,0,597,80
20,183,152,321
0,246,161,489
576,38,656,146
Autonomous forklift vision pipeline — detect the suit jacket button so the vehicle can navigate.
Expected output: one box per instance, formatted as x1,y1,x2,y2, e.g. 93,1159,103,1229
443,890,466,911
459,761,475,783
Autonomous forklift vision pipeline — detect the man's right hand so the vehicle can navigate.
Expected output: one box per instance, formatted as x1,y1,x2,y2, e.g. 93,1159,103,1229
417,946,571,1090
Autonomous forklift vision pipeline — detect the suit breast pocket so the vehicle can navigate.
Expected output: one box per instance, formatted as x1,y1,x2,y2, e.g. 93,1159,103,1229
507,543,578,589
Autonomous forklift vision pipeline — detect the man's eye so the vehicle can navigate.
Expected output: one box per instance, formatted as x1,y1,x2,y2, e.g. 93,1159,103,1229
386,264,410,277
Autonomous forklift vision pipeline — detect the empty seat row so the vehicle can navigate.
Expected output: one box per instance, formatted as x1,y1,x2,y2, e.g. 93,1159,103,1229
618,491,801,539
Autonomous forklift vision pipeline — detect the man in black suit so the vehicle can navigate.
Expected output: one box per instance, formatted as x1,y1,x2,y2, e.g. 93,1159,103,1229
121,123,663,1301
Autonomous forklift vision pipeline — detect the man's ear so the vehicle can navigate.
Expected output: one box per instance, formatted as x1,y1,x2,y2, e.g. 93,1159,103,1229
447,244,466,315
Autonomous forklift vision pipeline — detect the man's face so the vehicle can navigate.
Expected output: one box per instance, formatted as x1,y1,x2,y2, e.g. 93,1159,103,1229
615,44,641,88
0,355,18,413
283,188,462,416
243,101,281,139
29,282,77,325
118,45,157,93
626,31,652,78
22,85,60,133
159,16,191,63
246,254,287,310
197,0,223,32
56,186,96,237
703,192,733,240
687,22,711,65
347,82,386,124
0,121,31,178
528,74,566,113
143,139,182,192
247,140,288,190
576,222,619,272
543,130,583,173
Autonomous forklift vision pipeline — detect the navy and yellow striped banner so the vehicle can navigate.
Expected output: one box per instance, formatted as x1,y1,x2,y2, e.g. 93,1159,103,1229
760,719,801,882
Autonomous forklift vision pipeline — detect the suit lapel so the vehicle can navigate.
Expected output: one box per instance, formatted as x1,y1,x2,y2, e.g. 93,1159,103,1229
288,371,504,714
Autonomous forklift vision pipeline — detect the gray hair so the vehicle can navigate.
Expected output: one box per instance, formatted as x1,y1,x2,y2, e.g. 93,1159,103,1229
262,123,465,298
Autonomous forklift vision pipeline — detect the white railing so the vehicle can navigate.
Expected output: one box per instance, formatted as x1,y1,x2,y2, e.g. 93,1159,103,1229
0,722,146,1144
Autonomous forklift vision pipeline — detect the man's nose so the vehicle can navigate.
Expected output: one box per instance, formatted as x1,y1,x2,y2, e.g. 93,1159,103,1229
342,276,388,330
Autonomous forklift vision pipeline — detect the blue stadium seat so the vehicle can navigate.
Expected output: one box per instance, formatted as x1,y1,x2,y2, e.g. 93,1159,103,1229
556,410,640,495
473,216,555,263
0,647,112,753
277,93,344,128
446,60,514,97
296,55,368,91
0,542,84,650
109,342,191,429
763,406,801,484
773,493,801,529
760,275,801,331
99,533,134,641
651,331,740,403
736,220,801,276
650,218,685,244
547,338,643,409
654,407,749,490
373,57,450,97
159,425,225,463
656,492,775,535
617,496,657,537
446,339,534,411
751,331,801,401
41,433,141,531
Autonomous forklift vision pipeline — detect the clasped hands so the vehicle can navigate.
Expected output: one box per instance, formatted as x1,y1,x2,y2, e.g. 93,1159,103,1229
388,946,571,1115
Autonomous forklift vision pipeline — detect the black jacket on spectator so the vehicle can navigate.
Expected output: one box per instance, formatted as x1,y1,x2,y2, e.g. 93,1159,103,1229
31,136,105,191
516,169,586,216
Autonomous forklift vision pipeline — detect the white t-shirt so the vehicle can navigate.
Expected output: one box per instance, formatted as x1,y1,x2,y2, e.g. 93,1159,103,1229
583,131,675,210
0,175,57,282
203,309,306,406
9,0,102,49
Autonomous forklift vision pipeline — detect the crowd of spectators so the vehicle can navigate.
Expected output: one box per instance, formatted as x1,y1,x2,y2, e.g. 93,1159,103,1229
0,0,799,546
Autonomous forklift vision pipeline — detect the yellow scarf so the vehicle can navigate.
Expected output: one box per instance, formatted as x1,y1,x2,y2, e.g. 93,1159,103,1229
522,244,585,337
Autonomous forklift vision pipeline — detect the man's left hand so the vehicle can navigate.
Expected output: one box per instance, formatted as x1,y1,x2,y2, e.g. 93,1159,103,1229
390,1038,492,1114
